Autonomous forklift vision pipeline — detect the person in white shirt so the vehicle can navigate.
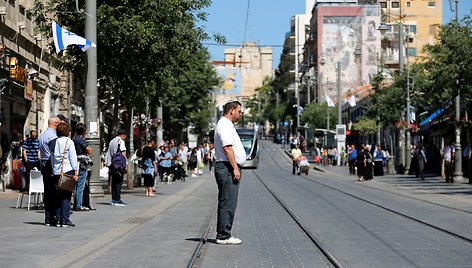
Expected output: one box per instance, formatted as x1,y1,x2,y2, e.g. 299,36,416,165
213,101,246,245
105,129,128,206
443,140,455,183
178,143,189,176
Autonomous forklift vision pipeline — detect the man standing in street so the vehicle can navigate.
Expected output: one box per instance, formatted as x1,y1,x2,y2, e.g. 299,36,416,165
105,129,128,206
38,117,61,226
214,100,246,245
22,130,40,192
291,144,302,175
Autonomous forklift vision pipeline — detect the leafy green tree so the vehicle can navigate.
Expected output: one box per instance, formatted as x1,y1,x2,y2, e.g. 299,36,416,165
416,17,472,107
301,102,337,131
352,117,377,135
367,72,406,125
29,0,221,139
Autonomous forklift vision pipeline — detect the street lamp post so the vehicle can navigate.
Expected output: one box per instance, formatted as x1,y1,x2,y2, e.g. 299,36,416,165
404,27,412,175
85,0,103,196
378,14,410,173
449,0,464,182
294,15,300,130
336,61,343,166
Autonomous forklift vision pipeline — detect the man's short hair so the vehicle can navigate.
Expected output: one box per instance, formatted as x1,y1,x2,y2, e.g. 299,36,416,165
30,130,37,135
223,100,242,115
117,129,127,136
76,123,86,136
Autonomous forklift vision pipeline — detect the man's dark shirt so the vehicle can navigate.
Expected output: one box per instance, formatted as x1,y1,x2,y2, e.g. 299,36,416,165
73,135,89,156
22,138,40,163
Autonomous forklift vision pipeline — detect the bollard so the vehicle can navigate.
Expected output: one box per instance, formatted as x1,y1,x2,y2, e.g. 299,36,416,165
387,156,395,175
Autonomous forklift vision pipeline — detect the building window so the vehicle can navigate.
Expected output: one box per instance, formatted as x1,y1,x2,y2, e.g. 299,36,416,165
19,5,25,15
406,2,411,7
380,1,387,8
391,1,400,8
428,2,436,8
407,25,417,34
407,48,417,57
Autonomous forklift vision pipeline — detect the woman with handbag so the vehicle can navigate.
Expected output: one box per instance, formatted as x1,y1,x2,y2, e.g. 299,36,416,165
51,123,79,227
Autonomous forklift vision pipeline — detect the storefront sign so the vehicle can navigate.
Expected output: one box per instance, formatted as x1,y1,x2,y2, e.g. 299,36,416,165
9,57,27,84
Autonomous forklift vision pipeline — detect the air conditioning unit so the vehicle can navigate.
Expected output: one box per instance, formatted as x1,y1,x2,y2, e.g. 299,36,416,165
0,6,6,16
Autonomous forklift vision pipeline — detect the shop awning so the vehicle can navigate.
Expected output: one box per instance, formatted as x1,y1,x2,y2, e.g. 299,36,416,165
419,108,445,126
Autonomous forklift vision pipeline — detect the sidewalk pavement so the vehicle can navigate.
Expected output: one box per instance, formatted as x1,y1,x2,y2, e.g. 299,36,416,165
0,171,218,268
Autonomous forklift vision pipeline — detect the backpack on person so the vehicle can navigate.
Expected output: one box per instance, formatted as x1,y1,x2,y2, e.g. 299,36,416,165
110,143,127,175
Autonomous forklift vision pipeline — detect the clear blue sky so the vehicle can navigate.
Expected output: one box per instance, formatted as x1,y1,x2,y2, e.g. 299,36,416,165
203,0,472,68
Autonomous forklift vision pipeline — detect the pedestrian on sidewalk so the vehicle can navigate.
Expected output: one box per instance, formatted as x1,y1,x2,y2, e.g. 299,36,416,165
73,123,93,211
141,138,157,196
443,140,455,183
364,145,374,180
214,100,246,245
178,143,188,176
22,130,40,192
39,117,61,226
291,144,302,175
356,145,366,181
373,144,384,176
189,148,198,177
51,122,79,227
415,143,427,180
105,129,128,206
348,144,357,175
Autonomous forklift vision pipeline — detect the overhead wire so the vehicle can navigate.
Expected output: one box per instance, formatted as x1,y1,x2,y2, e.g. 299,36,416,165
243,0,251,44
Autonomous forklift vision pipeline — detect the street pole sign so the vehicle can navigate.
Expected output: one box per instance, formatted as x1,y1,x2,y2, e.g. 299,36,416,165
336,124,346,166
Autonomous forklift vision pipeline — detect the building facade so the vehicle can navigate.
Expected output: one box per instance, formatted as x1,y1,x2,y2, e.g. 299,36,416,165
379,0,442,68
213,42,273,126
0,1,81,187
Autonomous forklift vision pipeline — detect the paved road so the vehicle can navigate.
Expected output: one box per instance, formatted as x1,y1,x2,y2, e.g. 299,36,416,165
198,141,472,267
2,139,472,267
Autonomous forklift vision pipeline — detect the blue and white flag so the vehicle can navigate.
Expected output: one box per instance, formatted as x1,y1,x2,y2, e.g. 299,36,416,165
52,21,96,54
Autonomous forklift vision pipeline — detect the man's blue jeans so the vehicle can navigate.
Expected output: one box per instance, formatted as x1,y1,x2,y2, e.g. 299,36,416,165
214,162,240,240
74,167,88,209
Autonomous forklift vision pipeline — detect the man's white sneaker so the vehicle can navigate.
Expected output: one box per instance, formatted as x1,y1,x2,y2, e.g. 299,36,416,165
191,174,198,177
216,236,242,245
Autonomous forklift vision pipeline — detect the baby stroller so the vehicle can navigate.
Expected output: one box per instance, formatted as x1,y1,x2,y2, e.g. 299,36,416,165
170,161,186,182
298,156,310,175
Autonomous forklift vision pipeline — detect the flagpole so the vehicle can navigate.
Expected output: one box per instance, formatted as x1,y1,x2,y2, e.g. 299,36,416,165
85,0,103,196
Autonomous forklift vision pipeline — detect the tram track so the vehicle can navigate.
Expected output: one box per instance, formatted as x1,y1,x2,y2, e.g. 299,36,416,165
187,206,217,268
265,148,472,246
251,169,344,268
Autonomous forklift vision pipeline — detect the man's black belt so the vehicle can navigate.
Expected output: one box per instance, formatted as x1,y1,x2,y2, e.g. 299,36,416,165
216,161,242,169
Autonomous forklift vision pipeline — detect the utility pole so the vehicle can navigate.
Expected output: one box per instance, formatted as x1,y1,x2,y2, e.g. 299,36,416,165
85,0,103,196
295,15,300,130
336,61,344,166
